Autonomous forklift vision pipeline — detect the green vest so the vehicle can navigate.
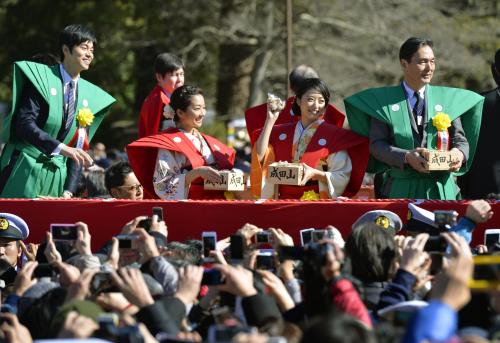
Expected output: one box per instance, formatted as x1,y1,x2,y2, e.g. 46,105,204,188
0,61,115,198
344,84,483,199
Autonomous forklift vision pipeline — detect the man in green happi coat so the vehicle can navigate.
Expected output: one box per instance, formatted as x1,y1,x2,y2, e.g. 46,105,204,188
0,24,115,198
345,37,483,200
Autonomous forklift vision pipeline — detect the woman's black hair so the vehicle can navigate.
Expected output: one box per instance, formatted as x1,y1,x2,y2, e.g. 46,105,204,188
291,78,330,116
170,85,203,122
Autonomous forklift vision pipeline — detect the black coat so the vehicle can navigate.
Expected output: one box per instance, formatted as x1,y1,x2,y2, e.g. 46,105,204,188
459,88,500,199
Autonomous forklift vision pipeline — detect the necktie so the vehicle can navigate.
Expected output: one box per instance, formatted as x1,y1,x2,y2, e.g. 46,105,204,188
413,91,424,126
66,80,76,130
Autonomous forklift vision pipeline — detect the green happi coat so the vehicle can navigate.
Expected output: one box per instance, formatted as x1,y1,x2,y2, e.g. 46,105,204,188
344,85,483,199
0,61,115,198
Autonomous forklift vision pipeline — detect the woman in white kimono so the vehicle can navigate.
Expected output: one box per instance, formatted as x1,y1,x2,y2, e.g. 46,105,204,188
127,85,236,200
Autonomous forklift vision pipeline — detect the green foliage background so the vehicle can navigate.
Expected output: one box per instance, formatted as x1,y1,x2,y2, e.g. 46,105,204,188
0,0,498,149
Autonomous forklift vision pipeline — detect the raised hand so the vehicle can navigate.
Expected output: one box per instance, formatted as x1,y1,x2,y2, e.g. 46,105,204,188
465,199,494,224
75,222,92,256
44,232,62,264
175,265,204,306
112,267,155,308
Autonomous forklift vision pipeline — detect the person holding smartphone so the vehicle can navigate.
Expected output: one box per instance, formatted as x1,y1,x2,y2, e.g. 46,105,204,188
128,85,237,199
251,78,369,199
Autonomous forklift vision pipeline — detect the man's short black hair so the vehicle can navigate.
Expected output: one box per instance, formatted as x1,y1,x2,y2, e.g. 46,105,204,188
399,37,434,62
154,53,184,77
105,161,133,192
59,24,97,61
492,48,500,87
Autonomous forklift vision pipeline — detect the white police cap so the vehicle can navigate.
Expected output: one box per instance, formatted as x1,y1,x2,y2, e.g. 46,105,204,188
0,213,29,240
405,203,438,233
352,210,402,235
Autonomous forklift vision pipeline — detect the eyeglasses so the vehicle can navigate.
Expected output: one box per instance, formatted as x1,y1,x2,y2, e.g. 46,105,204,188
117,184,143,192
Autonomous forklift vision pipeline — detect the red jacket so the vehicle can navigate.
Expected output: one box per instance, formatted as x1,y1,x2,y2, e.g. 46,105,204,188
244,96,346,145
138,85,170,138
266,121,369,198
332,279,372,328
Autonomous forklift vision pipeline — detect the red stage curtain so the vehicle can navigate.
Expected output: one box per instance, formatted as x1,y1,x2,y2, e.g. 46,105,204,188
0,199,496,250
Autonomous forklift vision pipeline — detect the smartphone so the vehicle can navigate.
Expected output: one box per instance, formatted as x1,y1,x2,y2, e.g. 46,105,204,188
152,207,164,221
469,255,500,290
256,249,275,270
485,229,500,249
424,236,447,252
429,253,444,276
230,235,244,260
278,246,304,261
434,210,458,228
300,228,314,246
312,229,326,243
32,263,58,279
202,231,217,258
255,231,271,244
50,224,78,241
201,268,225,285
116,234,138,249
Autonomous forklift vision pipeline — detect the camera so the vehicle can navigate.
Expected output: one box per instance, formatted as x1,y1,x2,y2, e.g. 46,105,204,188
424,236,447,252
50,224,78,241
256,249,276,270
116,234,138,249
434,210,458,229
312,230,327,242
255,231,272,244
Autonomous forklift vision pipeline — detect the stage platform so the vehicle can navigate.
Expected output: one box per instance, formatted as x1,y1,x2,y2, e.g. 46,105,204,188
0,199,498,250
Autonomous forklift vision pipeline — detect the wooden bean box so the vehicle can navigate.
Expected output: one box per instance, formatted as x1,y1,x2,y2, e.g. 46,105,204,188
267,162,304,185
421,150,457,171
204,171,245,191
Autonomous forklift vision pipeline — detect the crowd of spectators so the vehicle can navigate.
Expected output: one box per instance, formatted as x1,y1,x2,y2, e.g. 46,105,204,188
0,197,497,342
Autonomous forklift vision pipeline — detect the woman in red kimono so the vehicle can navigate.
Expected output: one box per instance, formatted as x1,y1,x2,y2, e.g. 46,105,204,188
251,78,369,200
128,85,236,199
